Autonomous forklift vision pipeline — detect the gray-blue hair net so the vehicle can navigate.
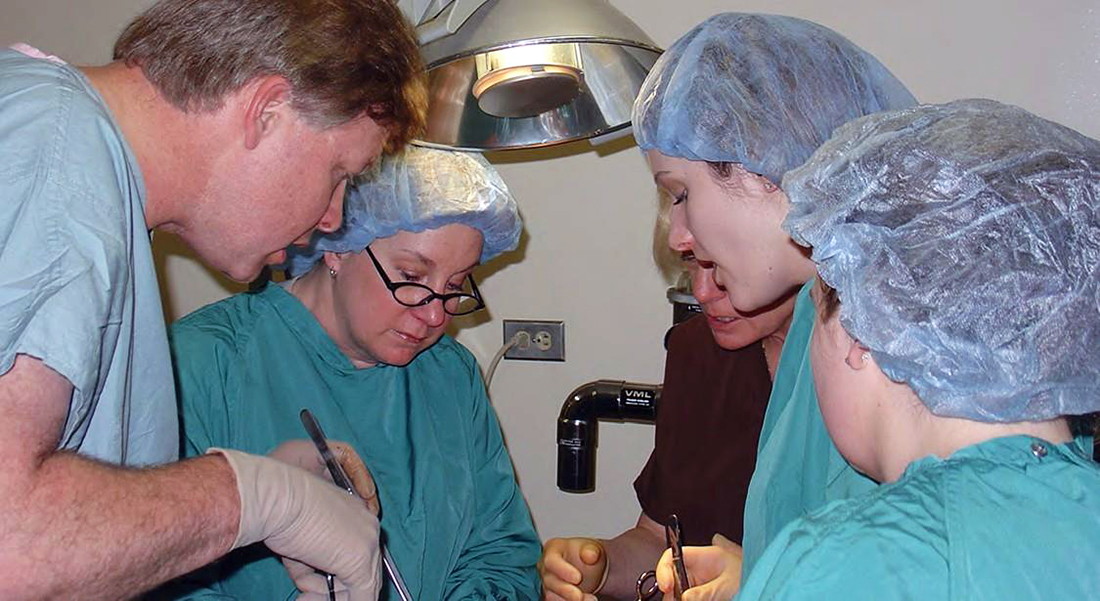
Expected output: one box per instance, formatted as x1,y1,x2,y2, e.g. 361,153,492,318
633,13,917,184
784,99,1100,422
285,146,521,275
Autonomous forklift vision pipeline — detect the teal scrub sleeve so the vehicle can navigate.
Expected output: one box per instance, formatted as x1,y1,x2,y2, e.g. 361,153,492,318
442,368,541,600
161,323,243,600
735,504,945,601
170,320,236,459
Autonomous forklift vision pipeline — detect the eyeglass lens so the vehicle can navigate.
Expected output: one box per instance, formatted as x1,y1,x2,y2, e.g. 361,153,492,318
392,283,481,314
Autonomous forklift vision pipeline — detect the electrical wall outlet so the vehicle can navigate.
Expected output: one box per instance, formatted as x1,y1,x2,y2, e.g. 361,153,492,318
503,319,565,361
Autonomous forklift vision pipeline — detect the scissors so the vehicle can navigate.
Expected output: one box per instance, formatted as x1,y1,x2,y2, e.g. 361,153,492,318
300,409,414,601
636,514,690,601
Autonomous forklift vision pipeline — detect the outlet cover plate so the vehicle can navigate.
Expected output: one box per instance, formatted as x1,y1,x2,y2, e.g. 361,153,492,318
503,319,565,361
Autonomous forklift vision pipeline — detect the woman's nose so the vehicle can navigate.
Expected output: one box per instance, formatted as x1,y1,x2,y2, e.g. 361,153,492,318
411,297,447,328
692,264,725,304
667,205,694,252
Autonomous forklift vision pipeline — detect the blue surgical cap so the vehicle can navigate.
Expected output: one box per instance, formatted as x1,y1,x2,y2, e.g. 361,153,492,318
285,145,522,275
633,13,917,184
784,99,1100,422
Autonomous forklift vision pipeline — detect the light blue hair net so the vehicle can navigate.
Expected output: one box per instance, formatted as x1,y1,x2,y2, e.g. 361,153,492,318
633,13,917,184
285,145,521,275
784,99,1100,422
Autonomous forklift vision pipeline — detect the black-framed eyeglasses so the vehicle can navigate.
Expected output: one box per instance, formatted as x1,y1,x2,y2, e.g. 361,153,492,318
365,246,485,316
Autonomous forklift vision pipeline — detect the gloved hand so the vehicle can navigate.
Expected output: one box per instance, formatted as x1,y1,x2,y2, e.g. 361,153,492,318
539,537,608,601
655,534,742,601
210,448,382,601
267,439,380,515
266,439,382,597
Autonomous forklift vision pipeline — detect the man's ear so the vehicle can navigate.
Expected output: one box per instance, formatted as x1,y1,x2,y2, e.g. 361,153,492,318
243,75,293,150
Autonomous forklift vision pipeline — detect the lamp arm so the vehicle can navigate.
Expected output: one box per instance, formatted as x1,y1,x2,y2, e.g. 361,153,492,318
415,0,492,45
396,0,450,25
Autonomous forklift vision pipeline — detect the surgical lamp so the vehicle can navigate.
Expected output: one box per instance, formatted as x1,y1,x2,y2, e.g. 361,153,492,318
398,0,662,150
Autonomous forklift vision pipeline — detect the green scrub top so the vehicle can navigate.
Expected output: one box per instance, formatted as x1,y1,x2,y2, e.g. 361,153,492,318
161,283,541,600
740,282,877,579
736,435,1100,599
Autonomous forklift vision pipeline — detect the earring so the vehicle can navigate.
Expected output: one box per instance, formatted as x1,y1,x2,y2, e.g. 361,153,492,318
845,352,873,368
329,267,337,279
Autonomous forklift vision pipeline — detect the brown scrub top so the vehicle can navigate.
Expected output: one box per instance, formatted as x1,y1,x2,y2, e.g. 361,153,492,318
634,314,772,545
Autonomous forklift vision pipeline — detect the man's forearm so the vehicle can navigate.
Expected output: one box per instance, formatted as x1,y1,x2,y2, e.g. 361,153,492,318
597,525,666,600
0,452,239,599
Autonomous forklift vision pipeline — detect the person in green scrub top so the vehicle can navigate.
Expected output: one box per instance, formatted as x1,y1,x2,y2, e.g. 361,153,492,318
630,12,917,598
161,145,541,600
674,99,1100,599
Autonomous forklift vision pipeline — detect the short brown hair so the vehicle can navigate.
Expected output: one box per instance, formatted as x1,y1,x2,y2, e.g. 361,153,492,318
114,0,426,149
817,276,841,321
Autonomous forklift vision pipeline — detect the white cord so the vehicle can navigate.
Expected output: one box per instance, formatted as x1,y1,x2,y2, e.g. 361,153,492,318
485,331,529,388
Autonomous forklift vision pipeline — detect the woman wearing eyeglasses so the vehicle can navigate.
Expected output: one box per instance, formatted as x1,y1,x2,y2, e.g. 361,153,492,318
161,146,541,600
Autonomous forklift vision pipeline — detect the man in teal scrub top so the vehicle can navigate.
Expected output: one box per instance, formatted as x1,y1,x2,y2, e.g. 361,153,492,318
0,0,425,598
163,146,541,600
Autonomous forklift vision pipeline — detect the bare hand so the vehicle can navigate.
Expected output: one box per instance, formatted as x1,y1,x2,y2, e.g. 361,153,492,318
655,534,742,601
539,537,607,601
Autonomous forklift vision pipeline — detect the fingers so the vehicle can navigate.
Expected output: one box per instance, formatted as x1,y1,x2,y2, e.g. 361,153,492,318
578,541,603,566
678,543,743,601
282,559,352,597
269,475,381,598
329,441,380,516
711,533,742,556
540,539,582,584
297,592,350,601
682,578,739,601
291,571,331,594
541,572,585,601
282,557,321,589
268,440,327,474
267,438,381,516
540,538,608,601
219,449,382,600
655,547,674,592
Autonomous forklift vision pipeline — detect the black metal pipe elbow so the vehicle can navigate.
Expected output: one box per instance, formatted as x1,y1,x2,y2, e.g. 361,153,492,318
557,379,661,493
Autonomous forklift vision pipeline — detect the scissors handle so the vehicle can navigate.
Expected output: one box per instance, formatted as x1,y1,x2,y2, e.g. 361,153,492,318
636,570,659,601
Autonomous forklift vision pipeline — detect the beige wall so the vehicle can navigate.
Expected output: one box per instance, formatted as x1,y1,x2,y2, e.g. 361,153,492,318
3,0,1097,543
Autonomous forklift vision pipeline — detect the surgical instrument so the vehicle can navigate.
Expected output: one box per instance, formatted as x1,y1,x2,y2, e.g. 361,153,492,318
300,409,414,601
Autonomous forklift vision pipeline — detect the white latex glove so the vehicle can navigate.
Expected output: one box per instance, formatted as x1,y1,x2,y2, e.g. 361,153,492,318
656,534,743,601
538,537,607,601
267,439,380,515
211,448,382,601
266,439,382,597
